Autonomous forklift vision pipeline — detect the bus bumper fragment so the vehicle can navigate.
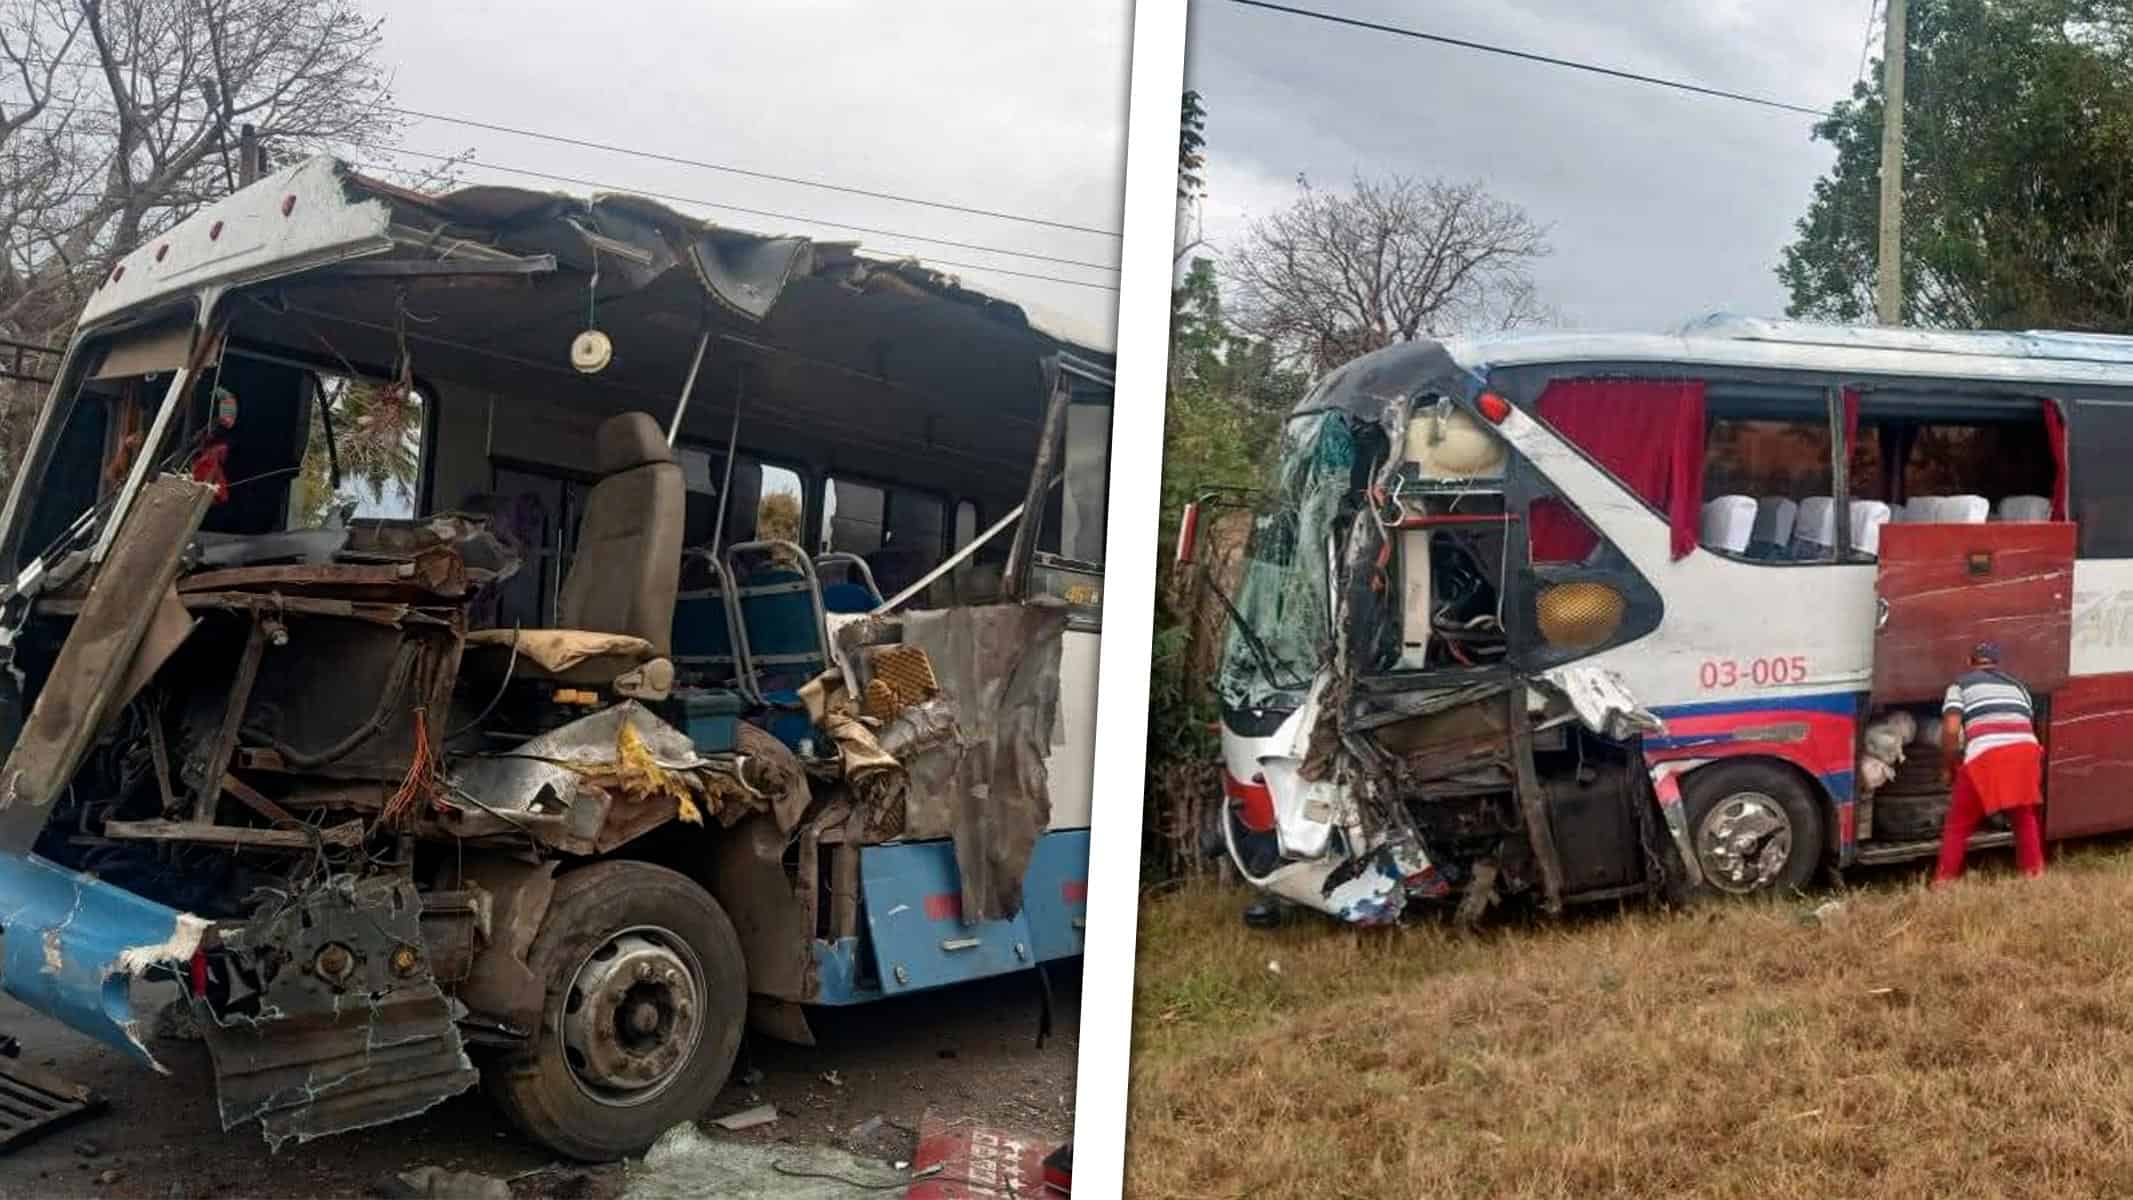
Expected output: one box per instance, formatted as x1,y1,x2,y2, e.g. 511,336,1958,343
0,850,206,1070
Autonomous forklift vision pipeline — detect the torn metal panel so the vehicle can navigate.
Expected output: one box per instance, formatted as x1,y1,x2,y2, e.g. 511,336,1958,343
112,585,197,717
1541,665,1666,741
448,857,555,1036
197,875,479,1150
442,702,773,853
871,604,1067,923
1221,812,1445,927
0,850,208,1070
0,475,214,847
710,812,812,1007
1647,761,1707,889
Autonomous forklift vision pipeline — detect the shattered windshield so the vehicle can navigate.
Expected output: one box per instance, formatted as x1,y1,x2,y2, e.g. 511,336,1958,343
1215,411,1356,711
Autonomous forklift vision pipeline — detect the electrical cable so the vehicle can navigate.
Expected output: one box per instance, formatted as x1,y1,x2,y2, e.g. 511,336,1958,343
382,105,1119,238
1227,0,1834,117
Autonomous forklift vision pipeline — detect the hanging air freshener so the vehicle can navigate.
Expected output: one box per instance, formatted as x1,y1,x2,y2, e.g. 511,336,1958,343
570,329,612,373
570,243,610,373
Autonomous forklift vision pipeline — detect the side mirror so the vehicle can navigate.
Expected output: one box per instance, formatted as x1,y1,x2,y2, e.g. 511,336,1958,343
1174,501,1201,566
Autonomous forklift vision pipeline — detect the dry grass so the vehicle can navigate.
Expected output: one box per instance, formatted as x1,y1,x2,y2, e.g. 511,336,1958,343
1125,846,2133,1199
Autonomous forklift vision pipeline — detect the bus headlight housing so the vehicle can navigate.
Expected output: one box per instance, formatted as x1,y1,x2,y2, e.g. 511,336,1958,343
1536,581,1627,650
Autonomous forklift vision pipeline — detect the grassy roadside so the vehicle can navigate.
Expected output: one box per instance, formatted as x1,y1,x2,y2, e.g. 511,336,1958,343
1125,847,2133,1199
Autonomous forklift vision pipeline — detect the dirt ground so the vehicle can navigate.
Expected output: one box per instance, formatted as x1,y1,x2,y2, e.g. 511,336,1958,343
1128,843,2133,1200
0,964,1078,1200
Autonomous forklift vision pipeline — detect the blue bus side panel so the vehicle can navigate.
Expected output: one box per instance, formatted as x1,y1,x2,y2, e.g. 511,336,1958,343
861,842,1036,995
810,936,882,1006
1019,829,1089,963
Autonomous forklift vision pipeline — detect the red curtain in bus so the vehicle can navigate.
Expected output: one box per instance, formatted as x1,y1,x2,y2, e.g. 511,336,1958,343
2043,398,2068,519
1529,378,1707,562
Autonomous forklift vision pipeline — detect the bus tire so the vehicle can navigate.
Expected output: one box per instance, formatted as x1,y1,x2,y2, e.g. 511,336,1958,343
1679,761,1823,897
485,860,747,1161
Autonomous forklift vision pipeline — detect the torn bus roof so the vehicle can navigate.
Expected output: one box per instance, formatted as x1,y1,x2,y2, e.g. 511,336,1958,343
79,154,1107,371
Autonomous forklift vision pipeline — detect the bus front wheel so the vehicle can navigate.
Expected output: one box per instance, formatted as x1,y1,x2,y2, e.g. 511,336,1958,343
1679,762,1823,897
485,860,748,1161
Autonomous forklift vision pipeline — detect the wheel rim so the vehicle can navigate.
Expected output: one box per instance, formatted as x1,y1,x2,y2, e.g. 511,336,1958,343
559,925,705,1107
1694,790,1794,894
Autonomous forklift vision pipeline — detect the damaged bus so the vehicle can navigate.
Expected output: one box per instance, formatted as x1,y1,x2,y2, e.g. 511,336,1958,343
1186,315,2133,926
0,156,1109,1158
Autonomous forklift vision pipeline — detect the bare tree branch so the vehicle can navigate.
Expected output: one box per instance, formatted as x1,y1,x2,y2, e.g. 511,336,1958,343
1225,172,1552,370
0,0,404,471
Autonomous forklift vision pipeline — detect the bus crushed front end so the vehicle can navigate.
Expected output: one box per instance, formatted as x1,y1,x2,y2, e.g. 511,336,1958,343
0,156,1105,1155
1199,340,1667,926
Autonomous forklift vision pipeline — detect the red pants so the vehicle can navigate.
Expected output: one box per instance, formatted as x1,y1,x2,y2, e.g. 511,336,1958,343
1934,745,2045,882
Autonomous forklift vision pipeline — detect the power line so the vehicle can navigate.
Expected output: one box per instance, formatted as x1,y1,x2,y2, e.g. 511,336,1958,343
342,143,1118,291
1,107,1119,277
1227,0,1834,118
1855,0,1883,86
383,105,1121,240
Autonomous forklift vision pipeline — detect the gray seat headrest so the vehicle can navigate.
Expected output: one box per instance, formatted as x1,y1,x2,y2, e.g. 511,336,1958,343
596,412,673,474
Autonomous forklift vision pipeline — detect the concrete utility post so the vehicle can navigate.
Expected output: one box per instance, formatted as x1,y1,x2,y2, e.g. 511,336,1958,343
1875,0,1906,325
239,125,262,187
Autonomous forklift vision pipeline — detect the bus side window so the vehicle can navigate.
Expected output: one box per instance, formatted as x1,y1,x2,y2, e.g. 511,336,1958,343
1703,415,1836,562
752,464,804,547
2072,398,2133,555
821,476,886,556
677,447,720,548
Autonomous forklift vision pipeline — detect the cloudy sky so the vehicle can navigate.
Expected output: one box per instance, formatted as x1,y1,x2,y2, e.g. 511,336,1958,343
363,0,1133,349
1187,0,1877,333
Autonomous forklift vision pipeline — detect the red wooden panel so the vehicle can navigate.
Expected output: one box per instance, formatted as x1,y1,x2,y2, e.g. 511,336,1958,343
2046,672,2133,841
909,1111,1053,1198
1873,522,2074,702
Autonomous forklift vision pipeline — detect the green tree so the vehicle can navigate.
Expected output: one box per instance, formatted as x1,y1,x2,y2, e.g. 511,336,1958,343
1779,0,2133,329
289,377,422,527
1161,256,1302,541
1179,90,1207,202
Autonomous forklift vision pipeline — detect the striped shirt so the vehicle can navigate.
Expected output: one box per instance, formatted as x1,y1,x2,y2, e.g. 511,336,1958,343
1942,668,2039,763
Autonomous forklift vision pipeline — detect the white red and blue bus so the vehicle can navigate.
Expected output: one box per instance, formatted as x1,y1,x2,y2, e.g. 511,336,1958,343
1186,315,2124,923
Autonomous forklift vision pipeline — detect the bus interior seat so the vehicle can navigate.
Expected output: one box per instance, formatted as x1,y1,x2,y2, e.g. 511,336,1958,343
1849,499,1892,558
1748,496,1797,559
1700,495,1756,554
672,551,747,695
821,581,876,614
725,547,831,747
464,412,683,697
1997,494,2052,522
814,552,882,614
1790,496,1837,559
1894,496,1932,523
1941,494,1990,523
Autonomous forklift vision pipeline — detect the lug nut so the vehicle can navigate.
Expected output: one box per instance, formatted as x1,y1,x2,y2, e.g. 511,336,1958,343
314,943,354,982
389,945,420,976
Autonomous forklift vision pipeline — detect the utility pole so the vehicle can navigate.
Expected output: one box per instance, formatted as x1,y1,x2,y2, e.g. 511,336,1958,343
237,124,260,187
1875,0,1906,325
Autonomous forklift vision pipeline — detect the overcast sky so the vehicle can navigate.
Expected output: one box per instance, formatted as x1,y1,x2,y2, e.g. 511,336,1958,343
363,0,1132,350
1187,0,1876,333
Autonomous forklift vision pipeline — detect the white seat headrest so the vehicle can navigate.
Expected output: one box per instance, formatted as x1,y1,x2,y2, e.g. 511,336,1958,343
1751,496,1797,546
1849,500,1892,556
1996,494,2051,522
1700,494,1757,554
